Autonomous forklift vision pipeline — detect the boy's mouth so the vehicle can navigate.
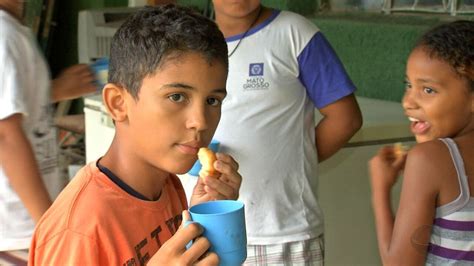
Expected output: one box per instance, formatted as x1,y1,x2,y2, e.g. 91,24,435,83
176,144,200,155
408,117,430,135
176,140,203,155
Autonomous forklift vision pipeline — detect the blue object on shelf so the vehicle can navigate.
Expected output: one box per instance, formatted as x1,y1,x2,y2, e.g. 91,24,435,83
90,57,109,91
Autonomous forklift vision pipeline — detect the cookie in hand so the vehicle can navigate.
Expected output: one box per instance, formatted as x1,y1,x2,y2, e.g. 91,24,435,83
393,142,409,160
198,147,218,178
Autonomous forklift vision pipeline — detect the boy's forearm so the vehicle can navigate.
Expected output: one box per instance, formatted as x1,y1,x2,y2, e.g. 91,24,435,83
315,94,362,162
0,118,52,222
315,112,361,162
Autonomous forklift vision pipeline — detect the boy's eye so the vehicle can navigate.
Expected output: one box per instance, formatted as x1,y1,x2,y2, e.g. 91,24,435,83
207,97,220,106
168,93,185,102
423,87,436,94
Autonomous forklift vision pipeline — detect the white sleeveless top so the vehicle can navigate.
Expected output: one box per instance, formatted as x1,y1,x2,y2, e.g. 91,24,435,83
425,138,474,265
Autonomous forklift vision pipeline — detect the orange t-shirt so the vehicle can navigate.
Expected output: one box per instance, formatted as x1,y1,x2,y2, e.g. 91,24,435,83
29,162,188,265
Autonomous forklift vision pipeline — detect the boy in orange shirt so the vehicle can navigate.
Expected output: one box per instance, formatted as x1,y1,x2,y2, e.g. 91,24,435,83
29,5,241,265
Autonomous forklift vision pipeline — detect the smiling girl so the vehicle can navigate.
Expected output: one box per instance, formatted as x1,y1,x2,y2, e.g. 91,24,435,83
369,20,474,265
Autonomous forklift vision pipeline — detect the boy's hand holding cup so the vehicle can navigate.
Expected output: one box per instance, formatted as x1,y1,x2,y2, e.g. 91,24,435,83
185,140,245,265
187,200,247,266
148,211,219,265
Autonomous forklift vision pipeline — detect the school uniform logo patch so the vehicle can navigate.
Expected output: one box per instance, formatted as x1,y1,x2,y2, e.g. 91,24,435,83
249,63,264,76
243,63,269,91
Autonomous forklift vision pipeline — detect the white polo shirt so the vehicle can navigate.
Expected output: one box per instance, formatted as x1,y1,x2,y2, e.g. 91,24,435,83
214,10,356,244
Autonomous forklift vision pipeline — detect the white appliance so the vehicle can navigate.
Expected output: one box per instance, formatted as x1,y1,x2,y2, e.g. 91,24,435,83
83,94,115,161
78,7,141,63
83,95,414,265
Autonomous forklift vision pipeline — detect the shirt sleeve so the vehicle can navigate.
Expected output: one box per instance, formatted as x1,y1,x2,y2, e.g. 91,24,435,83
297,32,356,109
0,40,28,120
29,229,101,266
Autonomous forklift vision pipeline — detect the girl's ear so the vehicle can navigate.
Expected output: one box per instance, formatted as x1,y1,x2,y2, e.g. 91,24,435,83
102,83,128,122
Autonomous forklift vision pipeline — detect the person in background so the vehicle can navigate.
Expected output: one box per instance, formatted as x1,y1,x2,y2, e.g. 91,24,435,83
369,20,474,265
0,0,96,263
29,4,242,265
210,0,362,264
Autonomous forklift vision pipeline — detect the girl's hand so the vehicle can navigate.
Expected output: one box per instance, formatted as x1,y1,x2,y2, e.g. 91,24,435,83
190,153,242,205
147,211,219,265
369,145,407,191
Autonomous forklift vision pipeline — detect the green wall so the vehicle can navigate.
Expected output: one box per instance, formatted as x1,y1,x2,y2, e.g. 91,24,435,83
262,0,319,15
176,0,320,17
312,14,446,102
177,0,209,11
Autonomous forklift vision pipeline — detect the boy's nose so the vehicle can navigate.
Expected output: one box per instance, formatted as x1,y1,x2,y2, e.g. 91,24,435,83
186,106,209,132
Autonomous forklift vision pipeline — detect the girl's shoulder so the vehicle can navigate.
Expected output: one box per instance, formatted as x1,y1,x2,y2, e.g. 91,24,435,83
406,139,450,165
403,140,453,192
410,135,473,167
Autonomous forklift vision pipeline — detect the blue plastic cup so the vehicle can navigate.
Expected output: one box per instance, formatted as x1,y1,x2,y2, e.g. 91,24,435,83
90,57,109,91
189,200,247,266
188,139,220,176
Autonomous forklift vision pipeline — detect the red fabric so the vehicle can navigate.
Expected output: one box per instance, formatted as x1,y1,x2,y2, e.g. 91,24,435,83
29,162,187,265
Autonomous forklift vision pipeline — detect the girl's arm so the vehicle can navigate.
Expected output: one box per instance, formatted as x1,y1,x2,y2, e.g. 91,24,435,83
370,144,438,265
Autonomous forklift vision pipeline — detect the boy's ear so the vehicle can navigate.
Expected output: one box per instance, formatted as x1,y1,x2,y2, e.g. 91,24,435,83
102,83,128,122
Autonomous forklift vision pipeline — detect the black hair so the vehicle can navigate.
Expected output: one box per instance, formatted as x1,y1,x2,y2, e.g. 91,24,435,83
108,4,228,99
415,20,474,91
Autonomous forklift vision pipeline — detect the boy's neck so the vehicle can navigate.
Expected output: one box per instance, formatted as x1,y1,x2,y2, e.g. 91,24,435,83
215,6,271,38
100,140,169,201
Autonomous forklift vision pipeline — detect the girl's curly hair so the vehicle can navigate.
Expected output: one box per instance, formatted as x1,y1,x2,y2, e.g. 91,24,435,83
416,20,474,91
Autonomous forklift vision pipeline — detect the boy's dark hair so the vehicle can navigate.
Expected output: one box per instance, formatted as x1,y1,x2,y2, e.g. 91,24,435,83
109,4,228,99
416,20,474,91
